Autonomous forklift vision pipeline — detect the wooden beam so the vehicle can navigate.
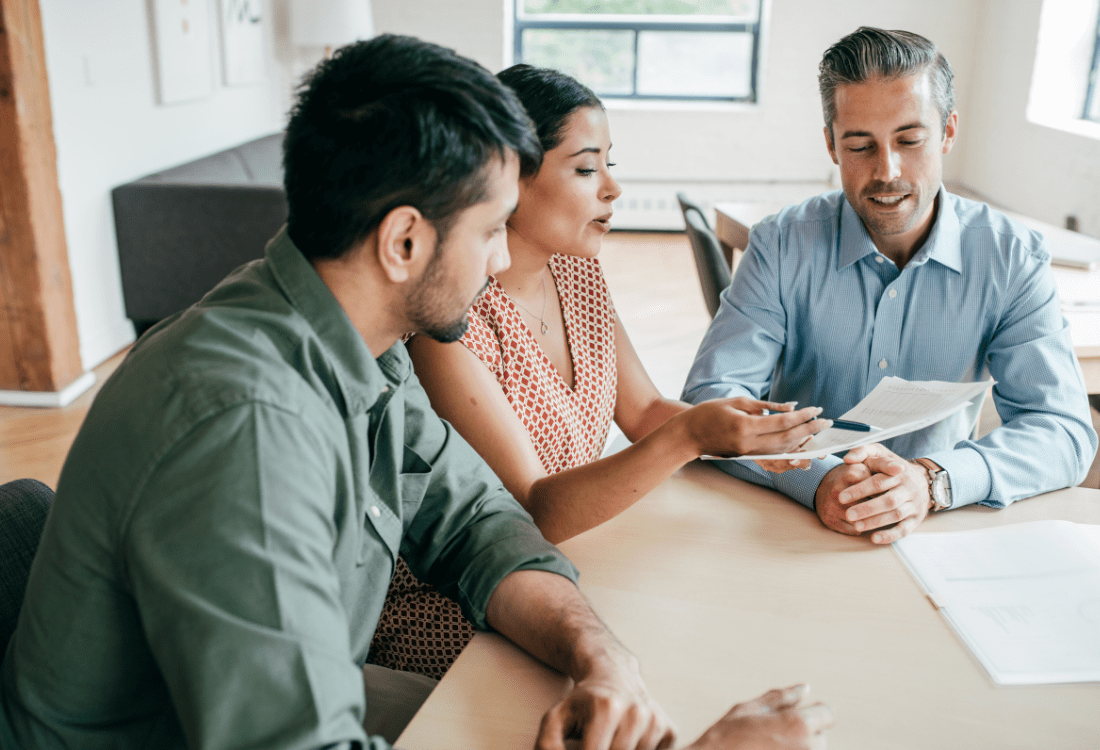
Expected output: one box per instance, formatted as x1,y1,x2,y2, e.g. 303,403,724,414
0,0,82,393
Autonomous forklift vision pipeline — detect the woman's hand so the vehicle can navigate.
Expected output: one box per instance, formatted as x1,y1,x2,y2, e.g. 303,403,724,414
680,398,829,464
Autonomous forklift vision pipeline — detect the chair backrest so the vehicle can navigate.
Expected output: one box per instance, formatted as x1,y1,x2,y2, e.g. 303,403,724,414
0,479,54,651
676,191,711,231
683,207,732,318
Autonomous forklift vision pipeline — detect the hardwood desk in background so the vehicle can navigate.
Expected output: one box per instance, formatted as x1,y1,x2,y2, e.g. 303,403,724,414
399,464,1100,750
713,202,1100,394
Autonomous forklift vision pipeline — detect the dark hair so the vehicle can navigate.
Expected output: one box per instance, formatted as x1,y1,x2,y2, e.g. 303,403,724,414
496,64,602,179
819,27,954,145
283,35,541,261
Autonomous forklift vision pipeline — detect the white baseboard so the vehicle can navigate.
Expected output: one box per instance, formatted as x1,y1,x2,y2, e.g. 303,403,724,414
612,179,833,231
0,372,98,408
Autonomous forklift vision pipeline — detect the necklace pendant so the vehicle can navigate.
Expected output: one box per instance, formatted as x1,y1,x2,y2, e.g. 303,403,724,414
540,321,549,335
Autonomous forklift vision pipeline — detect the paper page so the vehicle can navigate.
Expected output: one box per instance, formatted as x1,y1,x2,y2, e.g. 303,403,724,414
894,521,1100,685
711,377,993,461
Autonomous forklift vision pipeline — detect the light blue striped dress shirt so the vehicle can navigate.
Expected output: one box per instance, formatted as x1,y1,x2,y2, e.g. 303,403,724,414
683,187,1097,510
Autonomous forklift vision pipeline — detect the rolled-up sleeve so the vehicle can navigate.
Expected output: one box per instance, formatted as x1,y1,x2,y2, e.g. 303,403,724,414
397,373,579,630
126,403,376,750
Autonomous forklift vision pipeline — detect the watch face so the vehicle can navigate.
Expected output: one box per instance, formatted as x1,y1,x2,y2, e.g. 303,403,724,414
931,472,951,508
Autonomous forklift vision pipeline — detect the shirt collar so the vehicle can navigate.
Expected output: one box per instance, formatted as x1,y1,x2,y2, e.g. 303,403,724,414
837,184,962,274
265,227,410,415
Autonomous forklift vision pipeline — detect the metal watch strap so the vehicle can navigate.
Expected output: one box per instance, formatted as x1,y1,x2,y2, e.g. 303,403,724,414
913,458,952,511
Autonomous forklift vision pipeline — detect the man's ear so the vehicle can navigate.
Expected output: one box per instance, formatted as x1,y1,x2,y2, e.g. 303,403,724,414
941,110,959,155
824,126,839,165
375,206,436,283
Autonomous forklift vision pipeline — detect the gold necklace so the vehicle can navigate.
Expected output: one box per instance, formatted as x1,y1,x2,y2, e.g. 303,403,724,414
510,273,549,335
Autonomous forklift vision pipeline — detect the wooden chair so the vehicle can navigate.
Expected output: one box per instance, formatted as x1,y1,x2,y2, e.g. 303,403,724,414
682,207,731,318
676,191,711,230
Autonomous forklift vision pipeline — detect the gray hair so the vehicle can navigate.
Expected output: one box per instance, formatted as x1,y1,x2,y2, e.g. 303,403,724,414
819,27,954,145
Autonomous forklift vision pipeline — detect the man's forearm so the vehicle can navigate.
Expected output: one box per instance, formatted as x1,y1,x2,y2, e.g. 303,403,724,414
485,569,676,750
485,569,628,678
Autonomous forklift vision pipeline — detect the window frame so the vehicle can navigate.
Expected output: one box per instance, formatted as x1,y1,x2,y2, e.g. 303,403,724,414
512,2,764,103
1084,8,1100,122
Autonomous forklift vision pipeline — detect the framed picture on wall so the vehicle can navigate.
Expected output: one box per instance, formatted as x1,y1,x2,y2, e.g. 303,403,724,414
150,0,214,104
219,0,266,86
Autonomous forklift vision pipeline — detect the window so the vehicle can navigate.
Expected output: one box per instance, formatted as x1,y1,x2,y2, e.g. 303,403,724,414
512,0,764,103
1084,8,1100,122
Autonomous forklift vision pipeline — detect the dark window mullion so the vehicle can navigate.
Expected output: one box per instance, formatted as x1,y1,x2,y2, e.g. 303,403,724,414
749,21,760,102
1085,15,1100,121
632,30,640,96
514,22,524,70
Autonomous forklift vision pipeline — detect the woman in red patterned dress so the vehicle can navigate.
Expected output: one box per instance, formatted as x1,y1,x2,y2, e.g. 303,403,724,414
367,66,830,680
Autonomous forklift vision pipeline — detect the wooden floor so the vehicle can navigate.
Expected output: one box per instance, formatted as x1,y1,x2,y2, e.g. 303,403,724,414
1,231,1098,489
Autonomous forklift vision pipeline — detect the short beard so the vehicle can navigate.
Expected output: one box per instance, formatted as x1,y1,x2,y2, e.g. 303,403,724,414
405,239,481,344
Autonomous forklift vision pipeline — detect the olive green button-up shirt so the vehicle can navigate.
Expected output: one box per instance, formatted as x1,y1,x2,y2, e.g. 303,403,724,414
1,229,577,750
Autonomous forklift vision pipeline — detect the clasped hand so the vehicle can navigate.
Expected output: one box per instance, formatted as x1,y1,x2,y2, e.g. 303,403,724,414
814,443,932,544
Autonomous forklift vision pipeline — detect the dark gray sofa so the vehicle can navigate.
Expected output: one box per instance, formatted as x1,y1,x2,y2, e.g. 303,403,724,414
111,133,288,333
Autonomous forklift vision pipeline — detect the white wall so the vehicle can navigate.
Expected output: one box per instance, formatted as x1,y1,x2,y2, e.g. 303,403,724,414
964,0,1100,239
42,0,291,371
42,0,1100,371
609,0,983,186
373,0,507,73
370,0,984,186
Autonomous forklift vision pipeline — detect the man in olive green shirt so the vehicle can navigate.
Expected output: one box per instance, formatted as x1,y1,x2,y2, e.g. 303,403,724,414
1,36,832,750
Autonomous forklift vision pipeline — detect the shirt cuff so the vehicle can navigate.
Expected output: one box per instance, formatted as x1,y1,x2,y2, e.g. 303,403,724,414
774,454,845,510
454,533,580,631
713,454,844,510
922,447,992,509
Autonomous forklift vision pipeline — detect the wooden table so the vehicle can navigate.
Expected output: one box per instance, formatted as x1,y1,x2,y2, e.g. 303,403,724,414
399,463,1100,749
714,202,1100,394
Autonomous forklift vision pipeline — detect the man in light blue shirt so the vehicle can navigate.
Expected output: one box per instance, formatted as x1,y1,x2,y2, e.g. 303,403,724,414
683,27,1097,544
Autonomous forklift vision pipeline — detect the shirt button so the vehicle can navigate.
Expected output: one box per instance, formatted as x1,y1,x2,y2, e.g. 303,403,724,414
875,256,885,264
380,385,390,394
370,505,381,518
888,289,898,298
878,359,888,369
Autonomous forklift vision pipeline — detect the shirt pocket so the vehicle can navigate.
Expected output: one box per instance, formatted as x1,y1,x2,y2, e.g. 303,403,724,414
356,448,432,565
398,446,432,529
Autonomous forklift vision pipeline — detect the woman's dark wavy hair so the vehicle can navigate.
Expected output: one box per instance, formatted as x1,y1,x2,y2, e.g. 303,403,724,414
283,35,542,261
496,64,603,179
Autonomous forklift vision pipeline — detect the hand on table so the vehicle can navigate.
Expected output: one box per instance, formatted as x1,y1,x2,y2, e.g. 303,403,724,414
814,443,932,544
536,646,676,750
685,398,828,473
685,684,834,750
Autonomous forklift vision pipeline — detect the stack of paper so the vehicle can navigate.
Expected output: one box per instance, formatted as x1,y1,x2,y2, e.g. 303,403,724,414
894,521,1100,685
722,377,993,461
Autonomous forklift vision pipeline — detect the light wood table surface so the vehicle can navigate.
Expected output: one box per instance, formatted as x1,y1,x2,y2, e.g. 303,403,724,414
399,463,1100,749
713,202,1100,395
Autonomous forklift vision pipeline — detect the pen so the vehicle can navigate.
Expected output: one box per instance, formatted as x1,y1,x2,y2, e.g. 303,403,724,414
820,418,873,432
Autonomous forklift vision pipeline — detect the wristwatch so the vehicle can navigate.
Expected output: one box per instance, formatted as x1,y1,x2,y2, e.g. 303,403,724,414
913,458,952,511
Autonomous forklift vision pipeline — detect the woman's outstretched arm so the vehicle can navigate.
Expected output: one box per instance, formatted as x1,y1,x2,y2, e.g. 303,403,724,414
407,326,825,544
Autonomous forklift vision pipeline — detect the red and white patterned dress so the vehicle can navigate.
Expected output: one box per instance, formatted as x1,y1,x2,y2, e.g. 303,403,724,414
367,255,618,679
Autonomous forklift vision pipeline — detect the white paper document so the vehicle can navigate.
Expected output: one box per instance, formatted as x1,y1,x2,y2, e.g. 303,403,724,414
712,377,993,461
894,521,1100,685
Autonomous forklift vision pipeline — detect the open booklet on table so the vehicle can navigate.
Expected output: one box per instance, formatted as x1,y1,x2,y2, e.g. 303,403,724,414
894,521,1100,685
704,376,994,461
